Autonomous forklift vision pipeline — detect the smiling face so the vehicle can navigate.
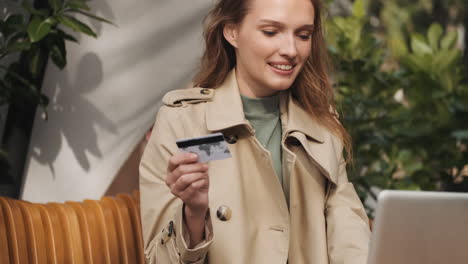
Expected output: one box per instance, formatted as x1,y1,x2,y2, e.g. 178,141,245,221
223,0,315,98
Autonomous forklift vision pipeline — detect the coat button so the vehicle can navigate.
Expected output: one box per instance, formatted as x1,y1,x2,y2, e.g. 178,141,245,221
225,134,238,144
216,205,232,221
161,220,174,244
200,88,211,95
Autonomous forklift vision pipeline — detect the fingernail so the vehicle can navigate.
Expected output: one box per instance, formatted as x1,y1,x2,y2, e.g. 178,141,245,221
191,153,197,159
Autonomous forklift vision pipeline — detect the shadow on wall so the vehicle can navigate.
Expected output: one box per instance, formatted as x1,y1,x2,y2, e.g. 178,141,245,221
71,0,116,43
88,0,115,36
31,52,118,177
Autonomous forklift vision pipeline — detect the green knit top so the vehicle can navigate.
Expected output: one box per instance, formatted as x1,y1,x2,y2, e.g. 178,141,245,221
241,94,283,190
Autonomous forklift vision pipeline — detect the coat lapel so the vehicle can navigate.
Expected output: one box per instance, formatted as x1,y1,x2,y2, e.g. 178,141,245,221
280,92,340,185
205,70,253,134
205,69,340,184
279,93,325,143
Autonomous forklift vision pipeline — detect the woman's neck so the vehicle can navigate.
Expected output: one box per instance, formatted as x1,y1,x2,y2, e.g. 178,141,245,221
235,66,279,98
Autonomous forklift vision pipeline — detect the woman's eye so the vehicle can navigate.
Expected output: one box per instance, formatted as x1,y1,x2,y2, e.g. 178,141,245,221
298,34,311,40
262,30,277,37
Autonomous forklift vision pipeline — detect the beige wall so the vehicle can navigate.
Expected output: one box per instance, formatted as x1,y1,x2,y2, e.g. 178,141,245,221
104,136,144,197
104,130,152,196
21,0,212,203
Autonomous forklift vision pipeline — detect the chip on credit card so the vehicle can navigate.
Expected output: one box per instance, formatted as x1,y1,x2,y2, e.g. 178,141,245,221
176,132,232,163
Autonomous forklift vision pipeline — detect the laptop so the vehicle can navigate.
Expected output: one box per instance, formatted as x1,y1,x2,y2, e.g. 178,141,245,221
368,190,468,264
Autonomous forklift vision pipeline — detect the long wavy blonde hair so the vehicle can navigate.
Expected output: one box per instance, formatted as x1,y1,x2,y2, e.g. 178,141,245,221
193,0,352,161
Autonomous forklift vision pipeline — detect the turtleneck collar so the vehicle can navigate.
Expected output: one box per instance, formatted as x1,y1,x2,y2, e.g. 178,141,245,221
240,93,280,118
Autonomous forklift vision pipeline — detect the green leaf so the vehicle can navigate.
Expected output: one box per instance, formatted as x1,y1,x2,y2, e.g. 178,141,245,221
50,46,66,69
6,31,28,44
433,49,461,72
50,37,67,69
69,10,115,25
5,14,24,26
411,34,432,55
27,17,57,43
388,34,408,58
48,0,62,13
0,64,37,92
57,28,79,43
394,182,421,191
352,0,366,19
397,150,412,162
21,1,49,17
64,0,91,11
400,54,426,72
56,15,97,38
2,14,25,38
5,40,31,53
28,46,46,78
441,30,457,50
452,130,468,140
427,23,442,51
403,159,423,175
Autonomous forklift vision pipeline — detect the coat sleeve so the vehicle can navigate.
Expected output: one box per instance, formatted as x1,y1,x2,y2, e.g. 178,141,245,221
325,156,371,264
139,106,214,264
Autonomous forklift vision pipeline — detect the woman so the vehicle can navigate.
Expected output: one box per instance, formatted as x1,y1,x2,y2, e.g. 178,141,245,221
139,0,370,263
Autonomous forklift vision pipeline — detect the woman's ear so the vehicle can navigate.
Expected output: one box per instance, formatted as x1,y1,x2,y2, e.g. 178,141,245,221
223,23,239,48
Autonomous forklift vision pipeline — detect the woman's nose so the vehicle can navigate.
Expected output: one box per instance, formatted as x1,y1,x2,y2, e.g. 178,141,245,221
279,35,298,59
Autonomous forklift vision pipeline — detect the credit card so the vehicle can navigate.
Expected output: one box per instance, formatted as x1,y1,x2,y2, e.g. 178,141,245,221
176,132,232,163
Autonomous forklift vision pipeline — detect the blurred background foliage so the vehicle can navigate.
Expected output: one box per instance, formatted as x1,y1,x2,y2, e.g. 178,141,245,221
326,0,468,215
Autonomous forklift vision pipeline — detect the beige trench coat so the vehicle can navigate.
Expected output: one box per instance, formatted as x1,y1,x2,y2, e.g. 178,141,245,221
140,70,370,264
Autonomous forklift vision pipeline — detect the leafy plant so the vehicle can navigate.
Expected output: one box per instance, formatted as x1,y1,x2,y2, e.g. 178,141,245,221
0,0,113,178
1,0,112,110
326,0,468,216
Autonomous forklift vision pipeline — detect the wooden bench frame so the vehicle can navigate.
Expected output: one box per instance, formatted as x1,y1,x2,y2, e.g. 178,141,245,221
0,192,144,264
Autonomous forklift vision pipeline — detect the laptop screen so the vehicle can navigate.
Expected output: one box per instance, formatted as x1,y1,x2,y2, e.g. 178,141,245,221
368,190,468,264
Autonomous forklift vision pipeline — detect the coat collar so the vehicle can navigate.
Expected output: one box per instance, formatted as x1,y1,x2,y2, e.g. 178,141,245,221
206,69,325,143
205,69,252,133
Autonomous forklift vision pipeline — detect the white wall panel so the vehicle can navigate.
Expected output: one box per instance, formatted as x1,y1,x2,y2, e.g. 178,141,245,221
21,0,212,202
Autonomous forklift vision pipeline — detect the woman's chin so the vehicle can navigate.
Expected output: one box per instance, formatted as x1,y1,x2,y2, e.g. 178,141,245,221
265,81,295,92
264,72,298,91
